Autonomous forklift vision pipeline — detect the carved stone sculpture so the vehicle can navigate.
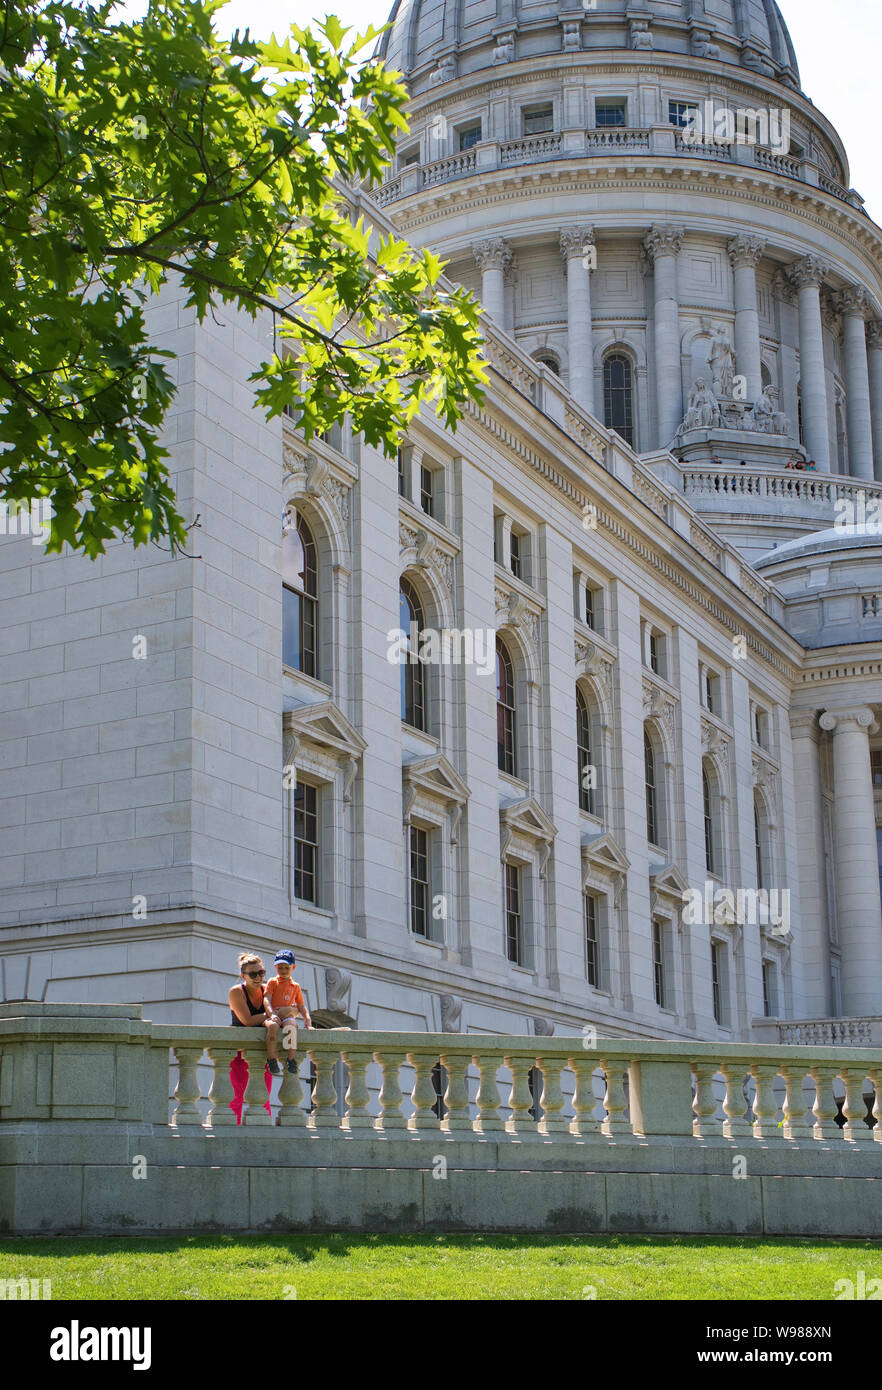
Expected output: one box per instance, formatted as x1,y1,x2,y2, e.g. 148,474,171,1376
750,384,790,436
440,994,463,1033
630,20,653,50
709,327,737,399
679,377,721,433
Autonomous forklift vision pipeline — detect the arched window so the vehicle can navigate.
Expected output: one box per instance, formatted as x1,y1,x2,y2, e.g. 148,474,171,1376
760,361,772,391
282,512,318,677
533,351,560,376
400,577,426,731
577,688,595,815
645,729,660,847
703,765,718,876
497,637,517,776
603,354,634,447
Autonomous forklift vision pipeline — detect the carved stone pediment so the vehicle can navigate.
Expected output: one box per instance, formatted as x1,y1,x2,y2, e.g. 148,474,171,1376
581,831,630,882
283,701,367,800
643,678,678,746
500,796,557,877
650,863,690,924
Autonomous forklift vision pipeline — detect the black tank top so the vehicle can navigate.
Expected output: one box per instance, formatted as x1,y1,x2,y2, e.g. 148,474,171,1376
231,982,265,1026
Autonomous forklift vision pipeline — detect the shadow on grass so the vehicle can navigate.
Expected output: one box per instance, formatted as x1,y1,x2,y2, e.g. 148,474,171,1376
0,1232,880,1264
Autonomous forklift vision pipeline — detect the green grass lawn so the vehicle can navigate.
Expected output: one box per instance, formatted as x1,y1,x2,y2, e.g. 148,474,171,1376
0,1233,878,1300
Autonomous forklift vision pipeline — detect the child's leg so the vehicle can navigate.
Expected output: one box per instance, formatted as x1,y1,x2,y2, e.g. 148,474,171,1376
264,1015,280,1060
276,1007,298,1056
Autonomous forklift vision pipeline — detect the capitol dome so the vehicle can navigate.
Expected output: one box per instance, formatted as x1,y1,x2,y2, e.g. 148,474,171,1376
378,0,800,94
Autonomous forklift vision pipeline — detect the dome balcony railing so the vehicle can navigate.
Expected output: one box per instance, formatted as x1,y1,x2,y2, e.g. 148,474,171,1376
376,128,862,210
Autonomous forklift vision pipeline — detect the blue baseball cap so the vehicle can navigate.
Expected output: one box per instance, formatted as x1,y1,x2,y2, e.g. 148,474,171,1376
274,949,296,966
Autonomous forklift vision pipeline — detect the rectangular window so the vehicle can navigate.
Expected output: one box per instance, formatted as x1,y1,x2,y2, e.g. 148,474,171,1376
522,104,553,135
585,586,595,631
399,146,420,168
420,465,435,518
669,100,699,129
293,783,318,904
872,749,882,788
652,919,666,1009
585,892,601,988
762,962,778,1018
595,102,626,127
397,447,408,499
649,632,661,675
510,530,522,579
711,943,722,1024
505,862,524,965
459,124,482,151
409,826,430,938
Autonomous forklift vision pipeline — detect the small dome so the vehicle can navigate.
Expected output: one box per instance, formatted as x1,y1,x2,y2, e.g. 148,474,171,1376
378,0,800,92
754,527,881,568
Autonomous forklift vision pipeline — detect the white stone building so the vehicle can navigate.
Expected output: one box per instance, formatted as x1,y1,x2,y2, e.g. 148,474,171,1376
1,0,880,1043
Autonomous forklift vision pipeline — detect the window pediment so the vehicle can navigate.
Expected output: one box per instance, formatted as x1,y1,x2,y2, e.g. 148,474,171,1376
650,862,689,920
581,831,630,882
500,796,556,876
283,702,367,797
403,752,470,807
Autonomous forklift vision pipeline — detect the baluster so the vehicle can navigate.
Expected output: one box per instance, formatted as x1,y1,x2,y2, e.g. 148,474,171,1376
172,1046,204,1126
810,1065,841,1141
505,1053,539,1138
242,1047,273,1127
277,1056,307,1129
570,1057,601,1139
601,1060,631,1137
206,1047,239,1128
780,1066,813,1141
407,1051,441,1135
720,1064,751,1140
841,1067,875,1143
341,1048,374,1131
538,1058,572,1138
308,1046,340,1134
691,1063,719,1139
750,1063,783,1141
374,1050,408,1133
871,1069,881,1142
439,1052,474,1138
475,1053,506,1135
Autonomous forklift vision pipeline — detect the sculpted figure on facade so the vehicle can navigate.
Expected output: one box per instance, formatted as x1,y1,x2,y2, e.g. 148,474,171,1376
709,327,737,399
493,30,515,63
629,19,653,50
680,377,721,433
750,384,790,436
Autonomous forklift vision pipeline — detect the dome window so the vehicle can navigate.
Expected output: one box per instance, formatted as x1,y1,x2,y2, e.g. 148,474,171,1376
458,123,482,151
669,100,699,130
522,104,554,136
595,102,626,128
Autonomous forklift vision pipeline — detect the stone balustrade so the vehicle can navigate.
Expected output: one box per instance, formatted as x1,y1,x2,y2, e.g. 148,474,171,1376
375,131,858,207
681,464,882,519
3,1007,881,1235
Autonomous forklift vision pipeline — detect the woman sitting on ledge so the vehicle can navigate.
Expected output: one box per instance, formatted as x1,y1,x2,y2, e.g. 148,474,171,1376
228,952,273,1123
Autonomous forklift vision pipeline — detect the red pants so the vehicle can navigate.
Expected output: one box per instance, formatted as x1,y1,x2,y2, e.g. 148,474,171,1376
229,1050,272,1124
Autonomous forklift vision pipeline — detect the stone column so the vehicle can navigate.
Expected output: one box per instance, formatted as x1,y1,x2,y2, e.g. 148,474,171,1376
788,255,832,471
818,705,882,1017
866,321,882,482
789,712,833,1017
837,287,876,480
643,225,685,448
560,225,596,414
727,236,765,404
473,238,512,323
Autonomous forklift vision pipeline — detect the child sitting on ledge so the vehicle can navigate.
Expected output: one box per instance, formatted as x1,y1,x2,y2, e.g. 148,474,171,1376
263,949,312,1074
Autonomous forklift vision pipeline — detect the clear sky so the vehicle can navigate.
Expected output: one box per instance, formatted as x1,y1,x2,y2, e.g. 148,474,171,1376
118,1,882,220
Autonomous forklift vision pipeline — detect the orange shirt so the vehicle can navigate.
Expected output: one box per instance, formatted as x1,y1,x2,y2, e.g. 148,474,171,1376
265,976,304,1011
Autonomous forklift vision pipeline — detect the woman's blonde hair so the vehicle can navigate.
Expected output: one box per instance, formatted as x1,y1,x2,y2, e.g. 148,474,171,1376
237,952,263,973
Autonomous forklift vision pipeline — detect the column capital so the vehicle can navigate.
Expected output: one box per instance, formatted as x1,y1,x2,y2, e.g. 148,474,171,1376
728,235,766,270
835,284,874,321
642,224,685,262
787,254,831,291
473,237,512,274
867,320,882,350
819,705,879,735
560,225,595,264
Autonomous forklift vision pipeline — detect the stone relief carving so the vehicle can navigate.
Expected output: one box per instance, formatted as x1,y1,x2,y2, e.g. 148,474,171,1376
325,967,352,1013
440,994,463,1033
709,326,737,400
643,679,677,746
561,20,581,51
493,30,515,64
750,384,790,436
691,27,721,59
629,19,653,50
680,377,721,433
533,1016,555,1036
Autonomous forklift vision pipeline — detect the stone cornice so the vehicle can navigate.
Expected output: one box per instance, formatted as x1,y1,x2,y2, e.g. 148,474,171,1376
390,168,882,275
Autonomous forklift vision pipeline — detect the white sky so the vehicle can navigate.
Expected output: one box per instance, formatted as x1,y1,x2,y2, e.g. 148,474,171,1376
117,0,882,219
